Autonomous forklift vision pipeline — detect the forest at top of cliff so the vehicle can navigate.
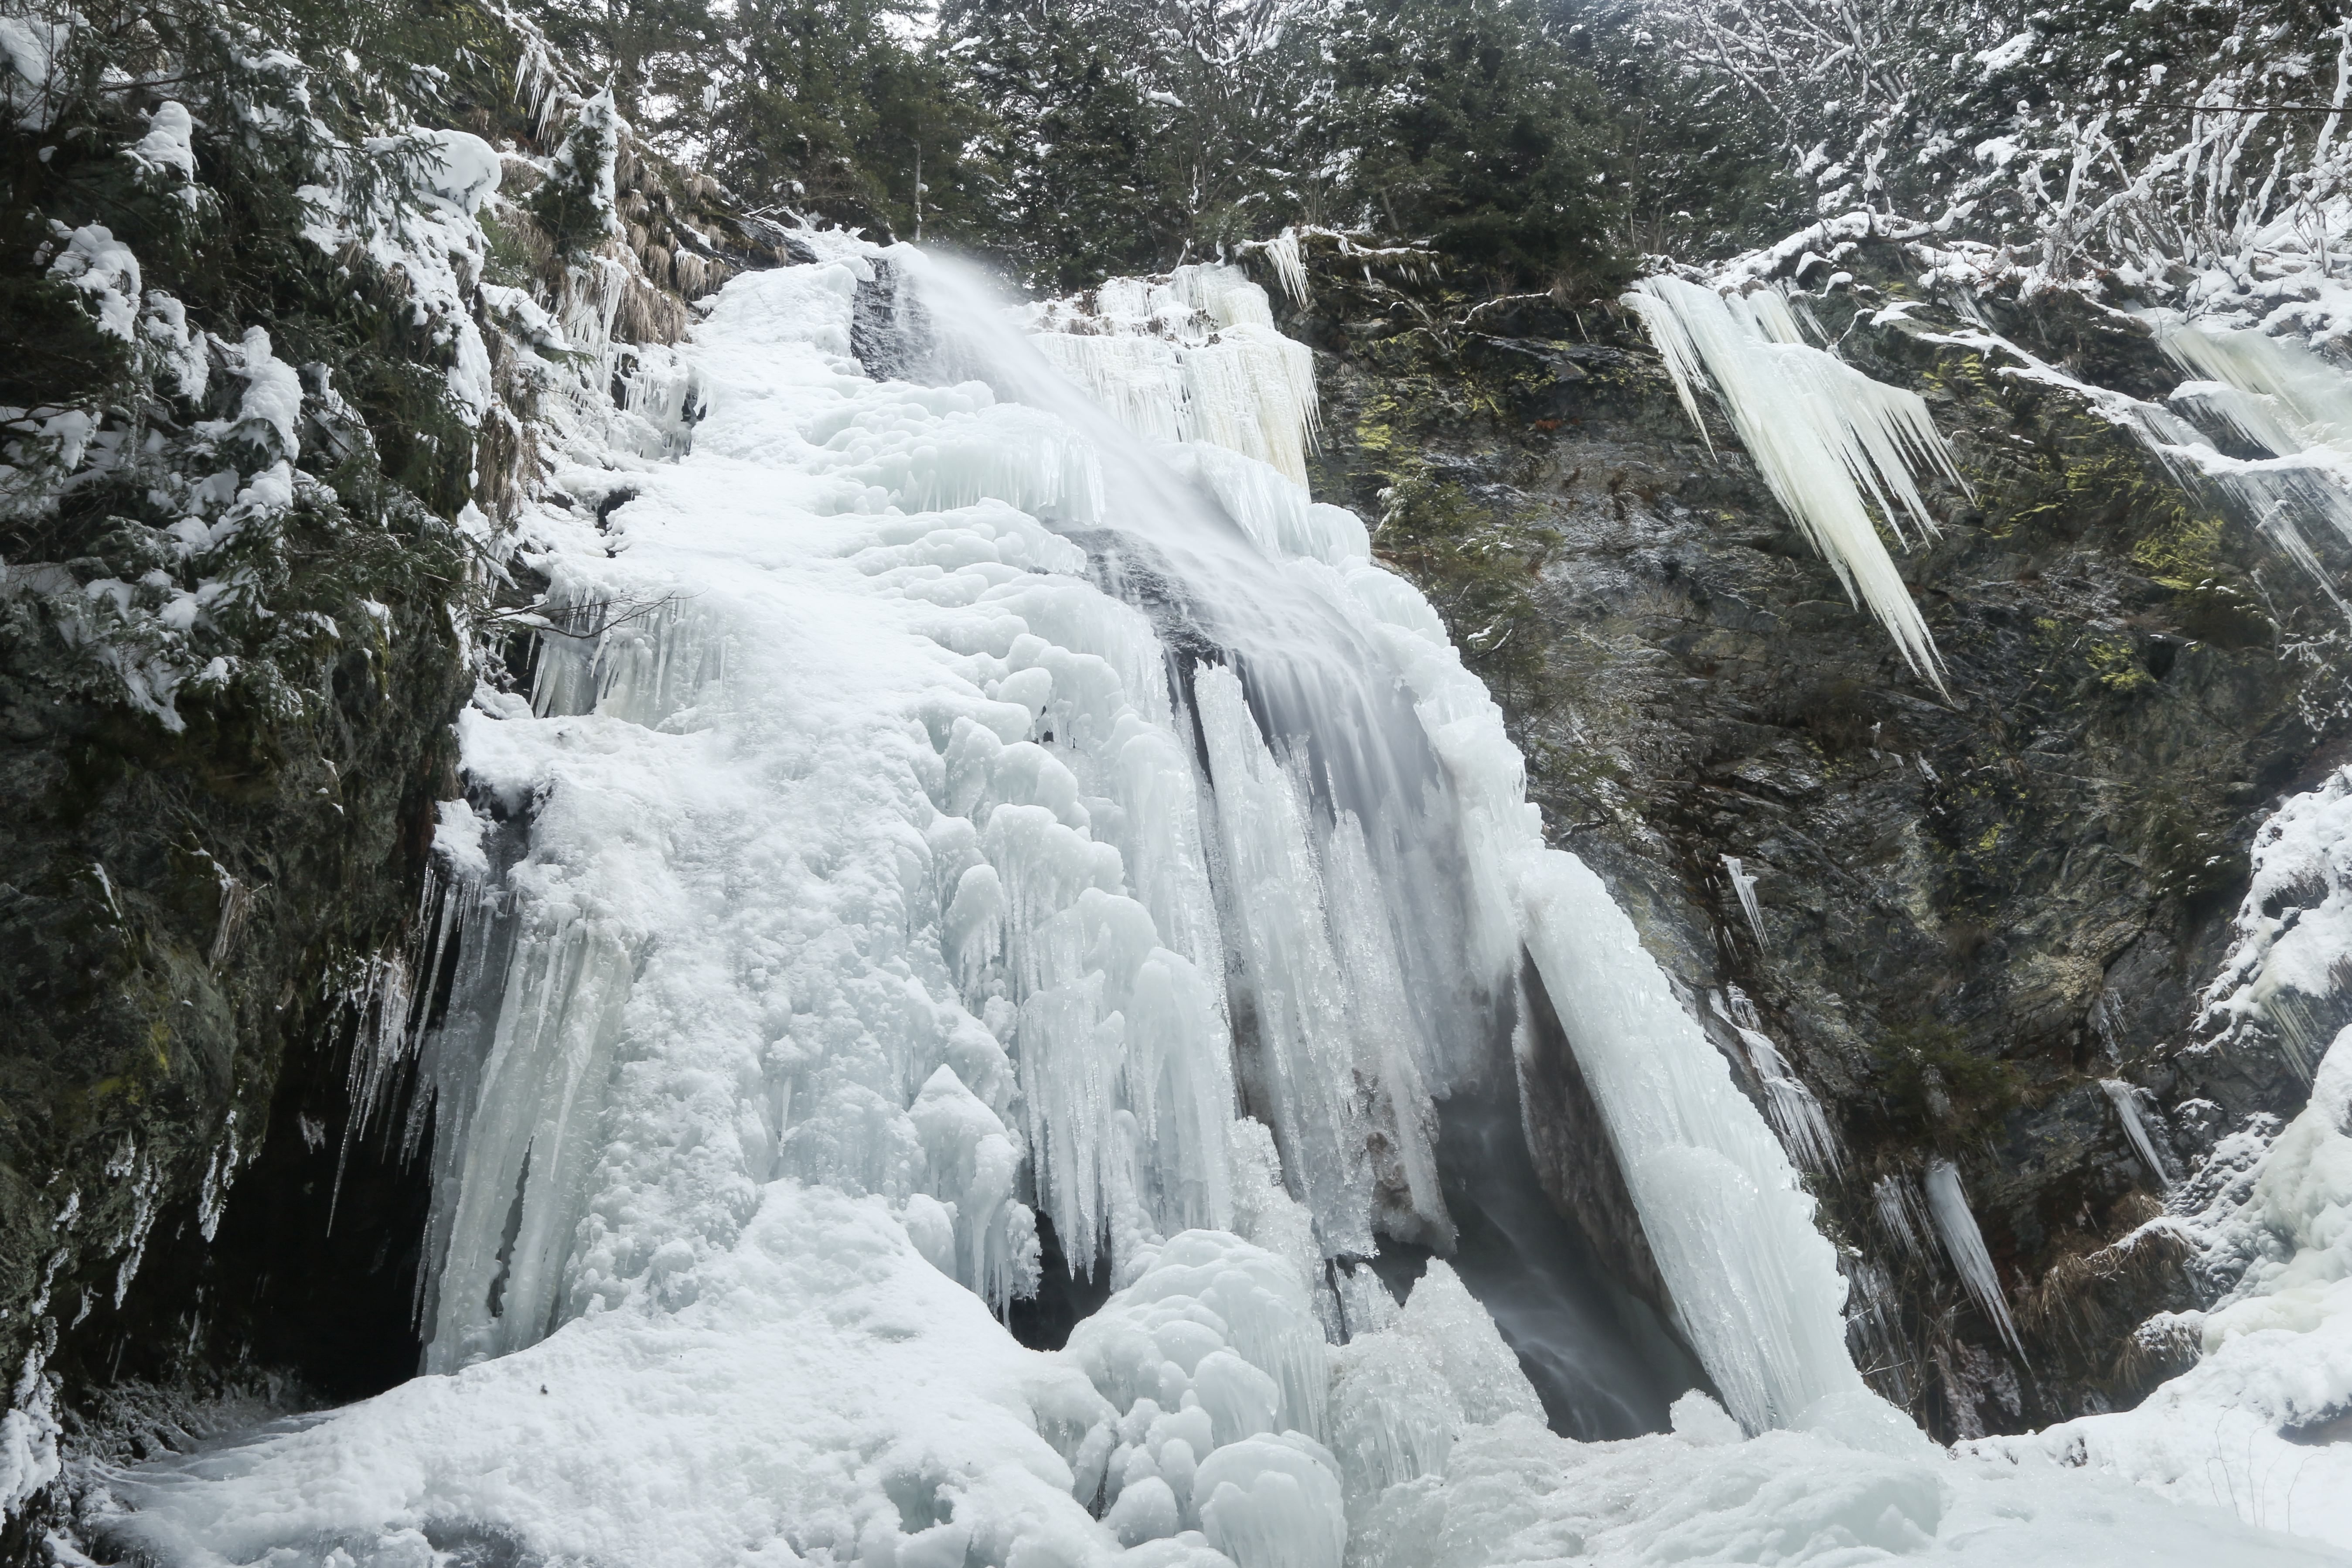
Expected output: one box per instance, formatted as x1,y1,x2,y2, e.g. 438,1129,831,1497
17,0,2343,306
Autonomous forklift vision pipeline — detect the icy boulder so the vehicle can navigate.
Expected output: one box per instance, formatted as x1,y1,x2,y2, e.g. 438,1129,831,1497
1069,1231,1329,1446
1326,1260,1544,1508
1064,1232,1341,1559
1195,1433,1346,1568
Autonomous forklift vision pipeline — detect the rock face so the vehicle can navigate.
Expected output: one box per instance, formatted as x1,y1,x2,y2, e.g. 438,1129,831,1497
0,528,469,1554
1285,237,2349,1440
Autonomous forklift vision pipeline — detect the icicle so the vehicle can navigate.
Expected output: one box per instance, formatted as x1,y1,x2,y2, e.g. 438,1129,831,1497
1258,229,1312,308
1709,987,1841,1173
2100,1079,2177,1190
1922,1157,2026,1358
1721,854,1769,951
1842,1255,1913,1404
1193,665,1376,1259
422,903,638,1374
1871,1172,1934,1263
1624,277,1961,690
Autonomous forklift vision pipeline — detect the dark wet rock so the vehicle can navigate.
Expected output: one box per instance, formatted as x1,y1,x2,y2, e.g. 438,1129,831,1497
1276,237,2352,1440
0,543,468,1558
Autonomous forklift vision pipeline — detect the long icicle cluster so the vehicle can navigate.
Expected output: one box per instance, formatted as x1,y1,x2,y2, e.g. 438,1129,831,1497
1625,277,1965,693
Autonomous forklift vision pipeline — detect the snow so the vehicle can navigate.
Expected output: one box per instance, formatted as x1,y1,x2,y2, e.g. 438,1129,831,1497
1624,276,1961,690
419,127,500,215
126,102,198,183
549,88,624,239
1974,31,2039,74
45,223,142,341
108,1182,1118,1568
1975,1024,2352,1550
0,1366,59,1520
303,123,501,420
225,327,302,456
429,799,489,879
1351,1409,2349,1567
0,12,68,129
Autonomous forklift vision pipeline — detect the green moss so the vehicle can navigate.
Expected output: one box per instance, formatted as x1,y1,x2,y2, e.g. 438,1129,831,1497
2086,637,2153,692
1370,465,1560,704
1868,1019,2024,1145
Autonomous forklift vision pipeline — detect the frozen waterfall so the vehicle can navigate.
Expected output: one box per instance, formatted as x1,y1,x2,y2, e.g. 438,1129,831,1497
100,238,1920,1568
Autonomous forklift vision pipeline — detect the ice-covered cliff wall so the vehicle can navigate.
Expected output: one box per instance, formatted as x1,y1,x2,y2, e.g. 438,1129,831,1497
73,228,2352,1568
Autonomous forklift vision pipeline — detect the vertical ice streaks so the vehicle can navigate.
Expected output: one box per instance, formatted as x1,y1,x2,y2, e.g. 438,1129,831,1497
1924,1157,2026,1358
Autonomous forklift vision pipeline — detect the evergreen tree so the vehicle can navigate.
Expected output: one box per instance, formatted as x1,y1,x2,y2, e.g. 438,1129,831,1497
1125,0,1325,260
1323,0,1623,290
515,0,989,238
937,0,1179,286
706,0,987,234
1552,0,1805,261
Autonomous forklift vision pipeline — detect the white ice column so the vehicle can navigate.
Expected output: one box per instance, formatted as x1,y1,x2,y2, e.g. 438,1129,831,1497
423,901,637,1373
1193,665,1377,1258
1924,1156,2026,1357
1521,851,1866,1432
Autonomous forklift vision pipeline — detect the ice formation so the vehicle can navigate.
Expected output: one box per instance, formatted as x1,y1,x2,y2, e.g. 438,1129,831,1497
2161,324,2352,487
1710,986,1841,1173
1873,1171,1935,1262
1624,276,1963,688
1842,1256,1916,1403
1924,1157,2027,1358
83,232,2352,1567
1719,853,1768,952
1022,265,1321,485
1521,859,1866,1434
2102,1079,2177,1190
74,228,1859,1566
1953,313,2352,617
